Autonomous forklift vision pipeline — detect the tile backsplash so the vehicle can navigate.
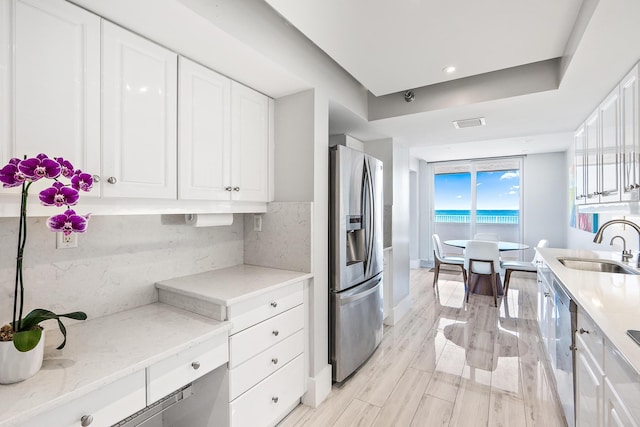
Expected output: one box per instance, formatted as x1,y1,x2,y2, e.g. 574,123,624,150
0,214,244,323
244,202,312,273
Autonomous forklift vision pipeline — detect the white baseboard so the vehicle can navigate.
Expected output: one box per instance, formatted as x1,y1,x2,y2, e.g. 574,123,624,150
410,259,420,269
383,294,412,326
301,364,332,408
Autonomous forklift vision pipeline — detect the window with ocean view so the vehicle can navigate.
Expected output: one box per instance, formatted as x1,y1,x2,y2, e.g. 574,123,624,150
432,158,523,259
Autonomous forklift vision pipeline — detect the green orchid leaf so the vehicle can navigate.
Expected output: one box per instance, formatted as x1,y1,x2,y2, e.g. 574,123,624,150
19,309,88,350
13,328,42,352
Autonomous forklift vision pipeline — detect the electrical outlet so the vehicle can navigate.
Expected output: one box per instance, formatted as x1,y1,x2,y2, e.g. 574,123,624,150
253,214,262,232
56,232,77,249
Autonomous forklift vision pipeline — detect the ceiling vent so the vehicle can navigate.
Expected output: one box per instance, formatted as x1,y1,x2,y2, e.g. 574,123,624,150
452,117,486,129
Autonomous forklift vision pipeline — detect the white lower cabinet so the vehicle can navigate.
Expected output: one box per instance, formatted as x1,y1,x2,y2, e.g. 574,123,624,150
575,334,604,427
230,355,304,427
226,283,305,427
23,370,146,427
604,342,640,426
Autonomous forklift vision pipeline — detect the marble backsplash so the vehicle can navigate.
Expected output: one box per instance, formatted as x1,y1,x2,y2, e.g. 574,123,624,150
244,202,312,273
0,214,244,323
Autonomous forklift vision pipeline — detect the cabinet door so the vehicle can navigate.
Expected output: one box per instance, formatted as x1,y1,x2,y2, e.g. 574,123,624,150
102,21,177,199
599,88,620,202
585,111,600,203
604,378,639,427
178,56,231,200
575,334,604,427
575,125,587,204
0,0,101,195
231,82,270,202
621,65,639,201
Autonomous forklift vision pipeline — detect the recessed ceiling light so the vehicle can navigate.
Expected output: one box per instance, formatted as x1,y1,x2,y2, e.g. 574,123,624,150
443,66,456,74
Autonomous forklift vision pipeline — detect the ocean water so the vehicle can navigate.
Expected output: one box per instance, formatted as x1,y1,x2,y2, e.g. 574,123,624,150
434,209,519,224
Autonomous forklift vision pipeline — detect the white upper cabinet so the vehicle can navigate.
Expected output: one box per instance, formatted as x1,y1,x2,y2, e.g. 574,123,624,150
102,21,178,199
585,111,600,202
0,0,101,195
178,57,231,201
231,82,270,202
575,125,587,204
599,88,621,203
621,65,639,201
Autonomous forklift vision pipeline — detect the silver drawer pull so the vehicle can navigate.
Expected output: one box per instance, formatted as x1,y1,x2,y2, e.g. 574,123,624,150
272,358,278,364
233,186,240,191
272,396,279,403
272,330,279,336
225,186,232,191
270,301,278,308
92,175,100,183
579,328,590,335
544,292,550,298
107,176,117,184
192,361,201,370
81,415,93,426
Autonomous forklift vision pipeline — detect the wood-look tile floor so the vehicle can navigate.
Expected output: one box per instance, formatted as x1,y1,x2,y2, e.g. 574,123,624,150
279,267,568,427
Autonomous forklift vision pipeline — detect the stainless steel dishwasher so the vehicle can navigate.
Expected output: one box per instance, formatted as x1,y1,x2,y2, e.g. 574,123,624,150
552,276,577,427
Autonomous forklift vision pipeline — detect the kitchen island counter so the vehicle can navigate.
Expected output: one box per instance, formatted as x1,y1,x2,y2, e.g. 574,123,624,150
537,247,640,376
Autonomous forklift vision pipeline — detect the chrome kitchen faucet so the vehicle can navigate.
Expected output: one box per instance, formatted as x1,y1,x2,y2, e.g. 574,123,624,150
593,219,640,266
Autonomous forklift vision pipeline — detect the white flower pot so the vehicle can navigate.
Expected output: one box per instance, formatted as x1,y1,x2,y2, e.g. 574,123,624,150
0,330,45,384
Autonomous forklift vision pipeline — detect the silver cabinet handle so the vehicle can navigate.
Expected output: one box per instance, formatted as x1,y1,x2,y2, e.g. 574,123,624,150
272,330,279,336
107,176,117,184
544,292,550,298
272,358,278,364
272,396,279,403
233,187,240,191
570,345,577,351
579,328,590,335
270,301,278,308
81,415,93,426
225,186,232,191
92,175,100,183
192,361,200,370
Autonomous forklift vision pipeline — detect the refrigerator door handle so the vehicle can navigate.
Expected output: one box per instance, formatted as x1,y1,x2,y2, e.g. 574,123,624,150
338,276,382,305
364,159,375,278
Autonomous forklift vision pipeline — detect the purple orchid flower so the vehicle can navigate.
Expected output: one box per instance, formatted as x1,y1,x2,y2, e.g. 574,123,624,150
0,158,25,188
71,170,93,192
55,157,75,178
18,153,61,181
39,181,80,207
47,209,90,236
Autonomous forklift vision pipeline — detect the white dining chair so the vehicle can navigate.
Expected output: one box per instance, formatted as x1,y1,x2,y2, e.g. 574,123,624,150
501,239,549,294
432,234,467,287
474,232,499,241
464,240,501,307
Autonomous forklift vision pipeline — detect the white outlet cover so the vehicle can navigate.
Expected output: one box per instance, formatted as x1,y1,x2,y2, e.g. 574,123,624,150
56,232,77,249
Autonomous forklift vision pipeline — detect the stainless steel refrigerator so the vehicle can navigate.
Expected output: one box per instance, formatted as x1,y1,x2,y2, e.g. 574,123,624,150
329,144,384,383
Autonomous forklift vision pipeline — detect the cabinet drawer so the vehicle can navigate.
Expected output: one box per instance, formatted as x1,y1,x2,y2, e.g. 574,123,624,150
230,329,304,400
146,332,228,404
228,282,303,334
230,354,304,427
604,342,640,423
23,370,145,427
577,311,604,366
229,305,304,368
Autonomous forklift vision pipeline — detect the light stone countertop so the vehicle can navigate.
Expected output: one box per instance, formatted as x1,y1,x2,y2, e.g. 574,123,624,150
537,247,640,377
0,303,231,427
155,264,313,306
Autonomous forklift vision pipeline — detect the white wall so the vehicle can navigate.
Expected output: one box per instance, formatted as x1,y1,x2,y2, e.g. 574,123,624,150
523,152,568,253
273,89,332,406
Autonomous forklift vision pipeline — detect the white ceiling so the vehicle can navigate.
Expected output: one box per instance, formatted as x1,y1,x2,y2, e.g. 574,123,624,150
265,0,640,162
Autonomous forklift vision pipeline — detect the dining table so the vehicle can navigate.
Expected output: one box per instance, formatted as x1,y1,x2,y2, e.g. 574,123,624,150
443,239,530,298
443,239,529,251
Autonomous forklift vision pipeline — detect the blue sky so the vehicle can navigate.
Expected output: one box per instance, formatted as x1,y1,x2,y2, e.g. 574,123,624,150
434,170,520,210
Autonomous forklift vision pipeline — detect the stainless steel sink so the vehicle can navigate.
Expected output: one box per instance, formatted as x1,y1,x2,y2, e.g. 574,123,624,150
557,257,640,275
